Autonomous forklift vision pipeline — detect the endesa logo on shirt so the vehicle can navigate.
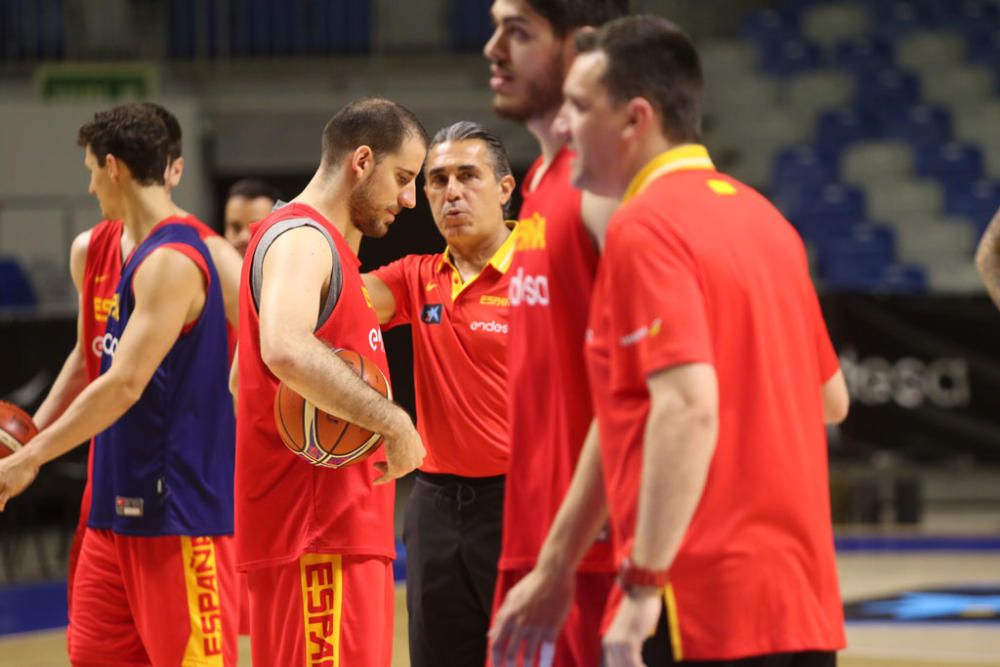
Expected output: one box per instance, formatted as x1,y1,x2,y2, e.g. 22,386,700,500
508,267,550,307
469,320,509,334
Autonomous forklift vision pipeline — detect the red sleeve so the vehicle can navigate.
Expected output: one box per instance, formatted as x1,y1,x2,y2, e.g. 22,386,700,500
370,256,417,330
606,215,713,379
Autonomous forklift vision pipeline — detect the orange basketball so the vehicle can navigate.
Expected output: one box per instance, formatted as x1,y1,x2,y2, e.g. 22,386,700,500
274,349,392,468
0,401,38,459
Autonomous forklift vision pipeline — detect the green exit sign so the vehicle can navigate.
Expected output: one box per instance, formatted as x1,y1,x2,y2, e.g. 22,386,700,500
35,63,157,100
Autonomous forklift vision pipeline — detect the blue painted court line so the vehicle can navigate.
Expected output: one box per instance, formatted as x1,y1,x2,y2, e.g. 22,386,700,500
835,535,1000,552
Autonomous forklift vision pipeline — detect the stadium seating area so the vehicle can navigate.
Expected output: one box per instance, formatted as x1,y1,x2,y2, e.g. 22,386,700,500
705,0,1000,292
1,0,998,302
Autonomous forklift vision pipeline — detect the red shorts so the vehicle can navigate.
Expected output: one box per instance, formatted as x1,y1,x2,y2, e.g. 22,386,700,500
492,568,616,667
65,480,92,655
68,528,239,667
246,553,394,667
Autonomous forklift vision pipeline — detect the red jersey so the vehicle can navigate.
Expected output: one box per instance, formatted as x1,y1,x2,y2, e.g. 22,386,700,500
587,145,845,659
371,228,515,478
501,147,614,572
82,220,124,382
235,203,395,570
82,216,225,377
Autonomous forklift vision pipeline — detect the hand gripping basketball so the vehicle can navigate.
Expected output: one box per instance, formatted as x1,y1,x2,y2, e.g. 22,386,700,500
273,349,392,468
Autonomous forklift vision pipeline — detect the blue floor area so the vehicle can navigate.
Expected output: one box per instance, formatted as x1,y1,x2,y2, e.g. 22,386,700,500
2,536,998,637
0,580,67,635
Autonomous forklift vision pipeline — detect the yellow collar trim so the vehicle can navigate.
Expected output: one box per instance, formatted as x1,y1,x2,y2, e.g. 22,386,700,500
438,221,518,299
623,144,715,202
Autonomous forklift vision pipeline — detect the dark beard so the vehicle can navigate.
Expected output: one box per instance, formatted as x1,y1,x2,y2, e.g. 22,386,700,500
348,176,387,238
492,57,565,123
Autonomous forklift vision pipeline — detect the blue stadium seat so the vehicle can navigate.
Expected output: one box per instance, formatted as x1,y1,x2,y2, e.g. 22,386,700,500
771,145,838,215
870,1,933,39
965,28,1000,67
886,104,953,149
758,37,824,76
787,183,867,234
0,257,37,309
853,68,922,126
741,9,796,47
944,179,1000,225
915,142,985,188
833,35,895,71
815,108,883,158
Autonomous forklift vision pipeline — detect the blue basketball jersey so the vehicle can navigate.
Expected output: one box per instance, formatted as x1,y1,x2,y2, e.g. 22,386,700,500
89,221,235,537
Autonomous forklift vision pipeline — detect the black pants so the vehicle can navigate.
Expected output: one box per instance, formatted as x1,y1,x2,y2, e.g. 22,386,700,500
404,471,505,667
639,599,837,667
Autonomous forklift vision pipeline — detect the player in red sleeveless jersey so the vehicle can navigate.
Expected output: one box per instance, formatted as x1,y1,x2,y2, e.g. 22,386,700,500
510,18,849,667
29,102,246,649
0,103,240,666
483,2,628,666
235,98,426,667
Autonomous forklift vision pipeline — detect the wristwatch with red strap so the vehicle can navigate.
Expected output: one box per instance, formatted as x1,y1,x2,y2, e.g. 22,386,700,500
618,558,670,595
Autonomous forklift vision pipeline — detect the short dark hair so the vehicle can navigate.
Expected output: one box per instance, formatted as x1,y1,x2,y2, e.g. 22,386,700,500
142,102,183,161
227,178,283,203
321,97,429,169
77,103,170,186
576,15,703,143
526,0,630,36
428,121,512,180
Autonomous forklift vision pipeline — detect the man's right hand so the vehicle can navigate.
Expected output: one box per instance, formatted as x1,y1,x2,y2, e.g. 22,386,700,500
489,564,576,667
373,419,425,485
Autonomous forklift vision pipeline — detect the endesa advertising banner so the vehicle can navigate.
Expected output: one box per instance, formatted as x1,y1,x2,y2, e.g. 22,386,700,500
822,294,1000,464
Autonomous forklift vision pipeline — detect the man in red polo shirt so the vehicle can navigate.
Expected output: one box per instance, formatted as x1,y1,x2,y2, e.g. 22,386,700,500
498,16,851,667
363,121,515,667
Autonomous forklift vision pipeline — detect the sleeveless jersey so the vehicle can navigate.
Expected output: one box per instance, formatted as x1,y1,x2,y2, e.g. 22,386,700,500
500,147,615,572
89,220,235,537
235,202,395,570
82,220,124,382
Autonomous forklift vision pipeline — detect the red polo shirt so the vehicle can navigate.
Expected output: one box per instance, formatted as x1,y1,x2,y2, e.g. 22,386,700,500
371,227,515,478
587,145,845,660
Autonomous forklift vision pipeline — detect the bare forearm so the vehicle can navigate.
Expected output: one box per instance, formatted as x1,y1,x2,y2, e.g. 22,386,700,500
632,405,717,570
18,371,140,470
269,337,411,439
33,345,88,429
536,421,609,574
975,207,1000,310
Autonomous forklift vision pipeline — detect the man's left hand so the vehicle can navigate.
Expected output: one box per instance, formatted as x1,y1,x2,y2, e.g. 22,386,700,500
602,591,662,667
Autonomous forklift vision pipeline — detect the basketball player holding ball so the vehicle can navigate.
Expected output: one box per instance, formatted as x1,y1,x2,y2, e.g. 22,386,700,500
235,97,426,667
0,103,240,666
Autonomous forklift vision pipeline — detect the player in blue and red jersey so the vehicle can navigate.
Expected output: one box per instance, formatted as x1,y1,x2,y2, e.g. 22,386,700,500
0,103,239,666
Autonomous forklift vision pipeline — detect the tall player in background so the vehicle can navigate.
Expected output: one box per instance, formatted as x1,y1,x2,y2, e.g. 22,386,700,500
29,101,245,650
235,97,426,666
0,103,239,666
363,121,516,667
483,1,628,665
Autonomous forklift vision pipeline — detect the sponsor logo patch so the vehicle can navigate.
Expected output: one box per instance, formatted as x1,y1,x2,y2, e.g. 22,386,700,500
421,304,443,324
